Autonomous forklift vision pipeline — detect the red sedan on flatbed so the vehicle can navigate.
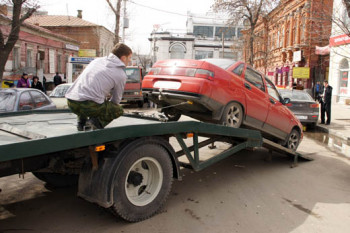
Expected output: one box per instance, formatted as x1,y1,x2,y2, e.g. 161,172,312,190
142,59,303,150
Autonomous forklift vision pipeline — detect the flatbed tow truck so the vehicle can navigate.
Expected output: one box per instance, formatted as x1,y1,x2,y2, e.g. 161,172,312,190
0,110,311,222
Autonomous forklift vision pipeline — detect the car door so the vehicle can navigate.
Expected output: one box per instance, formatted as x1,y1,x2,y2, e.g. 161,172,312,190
242,67,269,129
30,90,52,109
263,78,292,139
18,91,35,111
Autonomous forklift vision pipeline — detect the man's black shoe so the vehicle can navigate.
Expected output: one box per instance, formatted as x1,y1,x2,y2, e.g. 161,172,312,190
77,120,86,131
326,122,330,125
86,117,104,130
320,122,325,124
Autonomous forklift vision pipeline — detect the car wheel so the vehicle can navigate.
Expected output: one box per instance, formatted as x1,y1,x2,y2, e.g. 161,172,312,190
221,102,243,128
285,129,300,151
162,107,181,121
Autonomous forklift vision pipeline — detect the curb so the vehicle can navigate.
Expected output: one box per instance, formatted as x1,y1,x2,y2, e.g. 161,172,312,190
315,125,350,142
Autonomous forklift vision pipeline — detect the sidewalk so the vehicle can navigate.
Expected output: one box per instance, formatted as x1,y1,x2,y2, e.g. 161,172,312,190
315,102,350,142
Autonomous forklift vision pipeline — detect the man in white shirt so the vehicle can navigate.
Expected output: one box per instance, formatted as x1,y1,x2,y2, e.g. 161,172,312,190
66,43,132,130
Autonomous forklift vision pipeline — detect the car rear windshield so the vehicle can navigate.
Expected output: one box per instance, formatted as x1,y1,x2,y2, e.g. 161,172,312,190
0,91,16,112
200,59,237,70
279,90,314,101
50,85,72,98
125,68,141,83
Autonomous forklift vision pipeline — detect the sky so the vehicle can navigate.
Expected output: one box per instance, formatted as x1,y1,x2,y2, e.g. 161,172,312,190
39,0,216,55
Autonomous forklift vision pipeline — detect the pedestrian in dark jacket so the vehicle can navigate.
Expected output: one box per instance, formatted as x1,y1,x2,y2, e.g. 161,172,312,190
53,72,62,86
31,76,44,92
16,73,31,88
320,81,332,125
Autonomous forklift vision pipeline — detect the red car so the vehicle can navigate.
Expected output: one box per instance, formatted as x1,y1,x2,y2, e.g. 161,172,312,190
142,59,303,150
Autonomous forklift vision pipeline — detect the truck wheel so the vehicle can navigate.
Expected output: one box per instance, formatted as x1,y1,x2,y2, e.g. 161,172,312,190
110,144,173,222
137,100,144,108
285,129,300,151
221,102,243,128
162,107,181,121
32,172,78,188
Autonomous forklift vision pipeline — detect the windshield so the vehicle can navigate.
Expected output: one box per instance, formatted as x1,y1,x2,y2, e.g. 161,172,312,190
50,85,72,97
201,59,237,70
279,90,314,101
0,91,16,112
125,68,141,83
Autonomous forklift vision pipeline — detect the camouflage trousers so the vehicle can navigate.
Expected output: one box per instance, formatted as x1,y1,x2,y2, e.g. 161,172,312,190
67,99,124,127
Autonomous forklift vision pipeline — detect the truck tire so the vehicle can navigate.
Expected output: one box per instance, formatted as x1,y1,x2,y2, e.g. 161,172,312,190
32,172,78,188
162,107,181,121
110,143,173,222
220,102,243,128
137,100,144,108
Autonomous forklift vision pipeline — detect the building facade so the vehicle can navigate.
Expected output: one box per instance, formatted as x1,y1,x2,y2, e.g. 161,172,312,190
0,13,79,86
244,0,333,93
26,11,115,58
149,11,244,63
328,0,350,103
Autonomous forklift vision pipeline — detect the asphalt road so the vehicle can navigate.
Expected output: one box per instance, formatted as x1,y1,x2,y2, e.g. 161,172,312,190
0,109,350,233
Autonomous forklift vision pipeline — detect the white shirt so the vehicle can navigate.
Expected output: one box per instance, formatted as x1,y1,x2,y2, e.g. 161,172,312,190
65,53,127,104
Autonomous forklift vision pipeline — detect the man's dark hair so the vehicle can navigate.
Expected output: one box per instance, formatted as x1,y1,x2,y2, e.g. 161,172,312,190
111,43,132,58
324,81,328,84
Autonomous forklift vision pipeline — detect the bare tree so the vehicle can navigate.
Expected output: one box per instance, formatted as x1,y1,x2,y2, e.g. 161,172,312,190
0,0,39,82
213,0,278,65
344,0,350,20
106,0,122,44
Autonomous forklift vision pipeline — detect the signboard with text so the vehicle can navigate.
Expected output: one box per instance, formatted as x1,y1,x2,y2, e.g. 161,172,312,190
78,49,96,57
330,34,350,47
293,67,310,79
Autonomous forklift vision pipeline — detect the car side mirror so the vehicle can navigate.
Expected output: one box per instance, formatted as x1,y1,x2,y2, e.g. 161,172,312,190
283,98,291,105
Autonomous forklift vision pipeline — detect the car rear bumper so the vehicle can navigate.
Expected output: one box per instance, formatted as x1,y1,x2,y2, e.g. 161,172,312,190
143,88,224,120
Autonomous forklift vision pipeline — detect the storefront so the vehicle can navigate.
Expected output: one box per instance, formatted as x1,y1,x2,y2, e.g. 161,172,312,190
329,34,350,103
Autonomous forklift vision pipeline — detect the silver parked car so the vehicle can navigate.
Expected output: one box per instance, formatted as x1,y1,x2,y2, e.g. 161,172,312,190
49,83,73,109
0,88,56,112
279,89,319,127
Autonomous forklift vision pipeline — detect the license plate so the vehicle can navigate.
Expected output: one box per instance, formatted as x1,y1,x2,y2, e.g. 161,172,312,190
297,115,308,120
154,81,181,90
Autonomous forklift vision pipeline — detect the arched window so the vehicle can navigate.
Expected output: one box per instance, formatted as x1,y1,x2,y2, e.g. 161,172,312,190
339,58,349,96
170,44,185,59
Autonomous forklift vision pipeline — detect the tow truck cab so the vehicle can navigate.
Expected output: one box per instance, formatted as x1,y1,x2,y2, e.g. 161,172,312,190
122,66,145,107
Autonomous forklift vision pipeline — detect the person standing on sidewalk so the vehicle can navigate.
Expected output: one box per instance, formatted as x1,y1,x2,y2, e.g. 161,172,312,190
65,43,132,131
53,72,62,86
320,81,333,125
16,73,31,88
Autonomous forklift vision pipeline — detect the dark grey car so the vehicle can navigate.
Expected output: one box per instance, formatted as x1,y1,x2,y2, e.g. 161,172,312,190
279,89,319,127
0,88,56,112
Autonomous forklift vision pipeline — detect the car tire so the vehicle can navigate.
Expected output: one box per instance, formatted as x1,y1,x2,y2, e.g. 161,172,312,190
220,102,243,128
162,107,181,121
285,129,300,151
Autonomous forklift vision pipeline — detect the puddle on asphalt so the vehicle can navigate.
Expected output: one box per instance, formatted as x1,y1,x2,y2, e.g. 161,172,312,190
304,129,350,159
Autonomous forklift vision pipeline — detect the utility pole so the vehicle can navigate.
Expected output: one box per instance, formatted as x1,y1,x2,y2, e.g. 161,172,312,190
122,0,128,43
222,32,225,58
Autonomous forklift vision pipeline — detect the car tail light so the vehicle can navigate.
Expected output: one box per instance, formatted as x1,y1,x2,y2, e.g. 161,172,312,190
312,115,318,118
310,103,319,108
146,67,214,80
195,69,214,80
148,67,161,75
286,103,292,107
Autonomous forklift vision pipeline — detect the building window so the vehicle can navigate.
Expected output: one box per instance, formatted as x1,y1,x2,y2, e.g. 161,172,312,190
170,44,185,59
57,54,62,73
193,26,214,38
301,17,306,43
339,58,349,96
12,47,20,70
195,50,213,60
215,27,235,38
280,28,284,47
26,49,33,67
237,28,243,38
219,51,236,59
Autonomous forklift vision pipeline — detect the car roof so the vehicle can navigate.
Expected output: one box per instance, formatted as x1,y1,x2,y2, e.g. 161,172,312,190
0,88,33,93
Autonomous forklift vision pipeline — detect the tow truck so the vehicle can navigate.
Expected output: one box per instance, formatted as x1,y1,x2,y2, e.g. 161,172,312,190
0,109,311,222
